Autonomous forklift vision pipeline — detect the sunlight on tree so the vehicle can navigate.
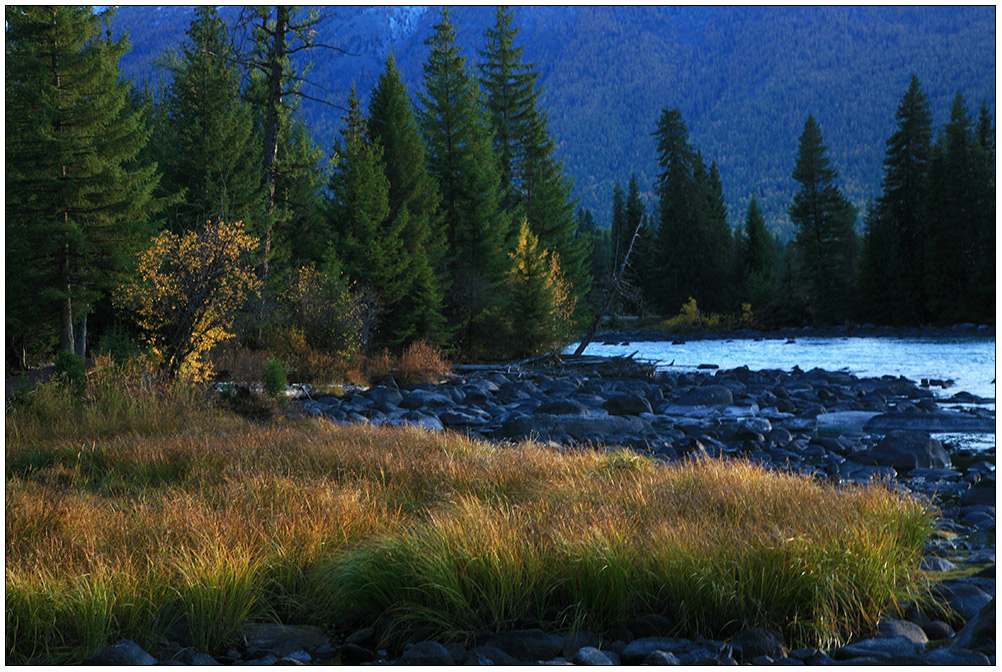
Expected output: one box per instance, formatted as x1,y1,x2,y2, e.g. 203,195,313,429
119,220,261,381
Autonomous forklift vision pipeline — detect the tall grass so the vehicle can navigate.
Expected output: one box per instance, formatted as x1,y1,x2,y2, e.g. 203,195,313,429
6,381,936,663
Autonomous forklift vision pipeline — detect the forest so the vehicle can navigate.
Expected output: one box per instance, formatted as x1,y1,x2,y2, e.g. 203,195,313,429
5,5,996,382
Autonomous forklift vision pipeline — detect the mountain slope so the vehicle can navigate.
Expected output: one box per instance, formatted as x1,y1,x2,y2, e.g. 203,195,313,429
110,5,995,237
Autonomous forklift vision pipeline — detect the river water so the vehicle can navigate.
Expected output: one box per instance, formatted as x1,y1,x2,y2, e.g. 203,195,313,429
569,336,997,401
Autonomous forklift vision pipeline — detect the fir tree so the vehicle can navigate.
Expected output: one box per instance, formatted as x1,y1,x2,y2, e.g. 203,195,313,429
739,194,776,312
862,75,933,323
325,88,407,349
153,6,261,233
418,7,508,358
367,52,446,346
6,6,162,359
478,6,589,310
788,115,858,324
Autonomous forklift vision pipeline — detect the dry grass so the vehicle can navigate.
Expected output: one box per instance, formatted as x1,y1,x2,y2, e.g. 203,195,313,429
5,381,935,663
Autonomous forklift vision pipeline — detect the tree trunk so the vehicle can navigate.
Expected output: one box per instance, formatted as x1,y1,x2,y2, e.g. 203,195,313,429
259,5,288,287
573,217,644,356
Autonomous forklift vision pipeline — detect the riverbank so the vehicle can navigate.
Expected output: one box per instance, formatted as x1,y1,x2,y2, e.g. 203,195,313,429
6,361,995,665
589,321,995,345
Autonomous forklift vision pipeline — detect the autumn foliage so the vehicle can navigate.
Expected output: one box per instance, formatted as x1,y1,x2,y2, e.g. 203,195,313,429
119,220,260,381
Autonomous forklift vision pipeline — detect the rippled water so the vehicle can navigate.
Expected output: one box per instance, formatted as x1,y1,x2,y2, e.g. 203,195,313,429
569,336,997,401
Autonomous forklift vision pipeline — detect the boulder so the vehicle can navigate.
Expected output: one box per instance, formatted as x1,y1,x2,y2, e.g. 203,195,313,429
728,627,787,662
399,389,453,410
572,646,615,665
397,641,453,666
931,579,994,623
675,385,733,407
487,629,563,662
535,399,591,415
921,648,991,665
602,394,653,416
832,635,922,660
864,430,950,471
951,598,995,654
920,556,957,572
619,637,692,664
876,619,927,646
83,640,157,666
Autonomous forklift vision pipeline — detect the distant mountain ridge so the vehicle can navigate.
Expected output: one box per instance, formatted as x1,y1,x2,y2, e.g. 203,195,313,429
110,5,995,237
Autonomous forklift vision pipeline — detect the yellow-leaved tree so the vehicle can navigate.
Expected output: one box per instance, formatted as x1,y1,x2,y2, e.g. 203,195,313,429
501,220,577,358
119,220,260,381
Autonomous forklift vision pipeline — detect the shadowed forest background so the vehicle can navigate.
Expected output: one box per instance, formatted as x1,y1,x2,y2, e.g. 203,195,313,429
6,5,995,381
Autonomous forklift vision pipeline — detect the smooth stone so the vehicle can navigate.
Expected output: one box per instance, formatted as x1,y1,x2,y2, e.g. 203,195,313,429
876,618,928,645
602,394,653,416
832,635,922,660
397,641,453,666
728,627,788,662
921,555,958,571
619,638,692,665
864,430,950,471
675,385,734,407
921,648,991,665
816,411,881,434
465,645,519,665
932,580,994,622
487,629,563,662
951,598,995,654
922,620,954,640
563,631,601,658
643,650,682,664
84,639,157,666
572,646,614,665
535,399,591,415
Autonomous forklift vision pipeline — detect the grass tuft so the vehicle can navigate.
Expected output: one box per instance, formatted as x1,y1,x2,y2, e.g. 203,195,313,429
6,385,936,662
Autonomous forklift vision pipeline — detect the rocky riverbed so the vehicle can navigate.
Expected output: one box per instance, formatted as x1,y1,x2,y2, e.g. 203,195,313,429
90,362,995,665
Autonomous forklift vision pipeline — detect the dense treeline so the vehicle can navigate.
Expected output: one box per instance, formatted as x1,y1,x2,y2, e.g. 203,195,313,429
5,6,994,379
6,6,581,374
108,5,996,233
577,76,994,328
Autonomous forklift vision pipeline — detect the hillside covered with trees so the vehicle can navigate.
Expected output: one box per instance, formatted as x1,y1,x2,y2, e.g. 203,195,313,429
5,5,995,381
108,5,996,234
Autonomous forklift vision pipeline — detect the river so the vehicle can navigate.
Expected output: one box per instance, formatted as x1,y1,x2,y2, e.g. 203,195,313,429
569,335,997,401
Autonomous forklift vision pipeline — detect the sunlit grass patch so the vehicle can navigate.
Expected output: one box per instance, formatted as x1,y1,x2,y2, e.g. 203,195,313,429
6,387,936,662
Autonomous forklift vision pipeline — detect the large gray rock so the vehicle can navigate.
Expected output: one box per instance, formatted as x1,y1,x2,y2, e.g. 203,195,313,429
876,619,927,646
487,629,563,662
535,399,591,415
675,385,733,407
572,646,615,665
951,598,995,654
619,638,692,664
83,639,157,665
399,389,454,410
241,623,329,658
728,627,787,662
921,648,992,665
864,430,950,471
832,635,923,660
865,411,995,434
602,394,653,416
932,579,994,623
397,641,453,666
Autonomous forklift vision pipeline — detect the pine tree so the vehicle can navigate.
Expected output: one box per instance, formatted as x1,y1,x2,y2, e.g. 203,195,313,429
6,6,162,360
925,94,994,322
478,6,589,310
788,115,858,324
325,88,407,349
153,6,261,233
652,108,732,315
418,7,508,358
739,194,776,311
367,52,446,346
862,75,933,324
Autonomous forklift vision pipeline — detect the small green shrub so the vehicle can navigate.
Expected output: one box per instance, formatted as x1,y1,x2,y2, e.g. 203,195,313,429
53,351,87,393
262,358,287,397
95,328,139,363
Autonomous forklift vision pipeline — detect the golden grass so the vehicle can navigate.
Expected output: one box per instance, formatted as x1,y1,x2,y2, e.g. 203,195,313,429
6,381,935,662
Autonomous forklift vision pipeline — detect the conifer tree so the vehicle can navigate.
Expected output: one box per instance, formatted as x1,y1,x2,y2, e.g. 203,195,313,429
478,6,589,309
368,52,446,346
6,6,162,359
925,94,995,322
418,7,508,358
788,115,858,324
739,194,776,311
325,88,407,348
861,75,933,324
153,6,261,233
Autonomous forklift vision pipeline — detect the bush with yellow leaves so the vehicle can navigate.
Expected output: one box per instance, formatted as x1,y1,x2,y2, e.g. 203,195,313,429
118,220,260,381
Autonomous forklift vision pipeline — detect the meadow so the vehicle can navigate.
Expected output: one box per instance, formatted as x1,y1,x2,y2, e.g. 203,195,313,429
6,368,936,664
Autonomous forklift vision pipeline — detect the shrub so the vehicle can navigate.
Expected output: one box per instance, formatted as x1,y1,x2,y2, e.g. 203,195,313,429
262,359,287,397
94,328,139,363
396,341,450,384
53,351,87,393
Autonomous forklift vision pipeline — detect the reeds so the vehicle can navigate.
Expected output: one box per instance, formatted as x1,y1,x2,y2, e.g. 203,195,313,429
6,382,935,663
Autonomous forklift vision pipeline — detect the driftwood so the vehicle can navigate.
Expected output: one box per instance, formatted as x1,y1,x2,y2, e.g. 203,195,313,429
573,215,646,357
452,351,657,379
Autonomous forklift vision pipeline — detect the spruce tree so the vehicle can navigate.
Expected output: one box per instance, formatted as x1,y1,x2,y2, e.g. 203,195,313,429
418,7,508,358
6,6,161,359
739,194,776,312
154,6,261,233
325,88,406,349
478,6,589,309
788,115,858,324
367,52,446,346
925,94,994,322
862,75,933,324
